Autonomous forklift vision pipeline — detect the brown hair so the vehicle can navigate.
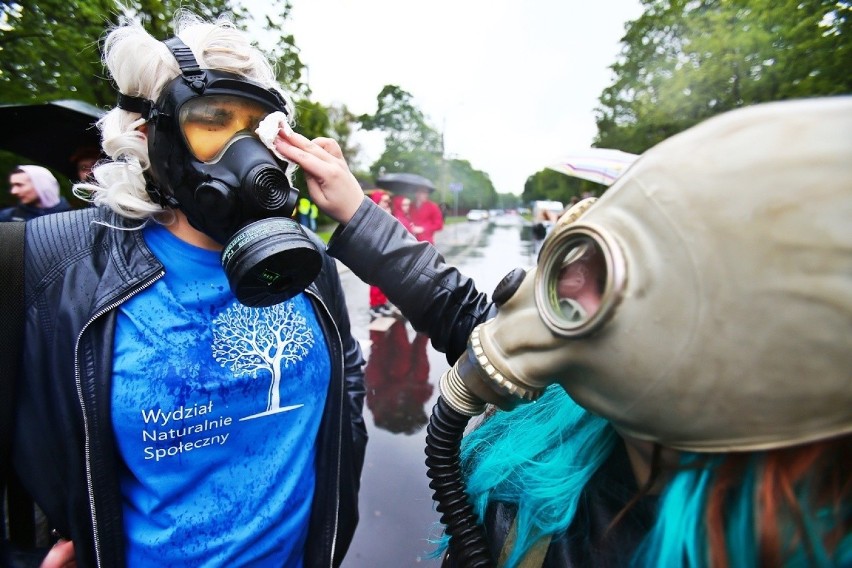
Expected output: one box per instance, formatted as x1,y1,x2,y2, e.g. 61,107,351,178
706,437,851,568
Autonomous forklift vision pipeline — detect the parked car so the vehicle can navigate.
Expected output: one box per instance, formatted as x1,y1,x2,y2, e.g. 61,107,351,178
466,209,489,222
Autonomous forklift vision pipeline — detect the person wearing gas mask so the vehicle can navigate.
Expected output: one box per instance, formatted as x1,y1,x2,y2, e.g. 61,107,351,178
272,97,851,567
10,14,367,568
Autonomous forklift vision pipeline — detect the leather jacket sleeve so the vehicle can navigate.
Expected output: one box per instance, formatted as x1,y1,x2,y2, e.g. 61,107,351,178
328,198,496,365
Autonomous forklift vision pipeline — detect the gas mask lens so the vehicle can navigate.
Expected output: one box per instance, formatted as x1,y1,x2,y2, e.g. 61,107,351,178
536,226,626,337
180,96,271,162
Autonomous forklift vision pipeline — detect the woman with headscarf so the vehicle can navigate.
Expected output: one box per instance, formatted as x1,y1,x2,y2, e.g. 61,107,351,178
0,165,71,221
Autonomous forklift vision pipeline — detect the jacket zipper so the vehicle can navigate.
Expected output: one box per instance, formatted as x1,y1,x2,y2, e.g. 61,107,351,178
74,271,164,568
305,289,345,568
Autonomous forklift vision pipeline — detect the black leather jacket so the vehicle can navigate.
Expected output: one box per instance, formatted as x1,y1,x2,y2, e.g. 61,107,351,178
329,199,655,567
13,207,367,568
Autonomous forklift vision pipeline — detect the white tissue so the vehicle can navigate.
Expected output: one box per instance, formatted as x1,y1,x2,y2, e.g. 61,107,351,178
255,111,289,160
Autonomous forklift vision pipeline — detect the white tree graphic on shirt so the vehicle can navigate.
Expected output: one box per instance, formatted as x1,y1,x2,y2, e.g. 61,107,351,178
212,301,314,416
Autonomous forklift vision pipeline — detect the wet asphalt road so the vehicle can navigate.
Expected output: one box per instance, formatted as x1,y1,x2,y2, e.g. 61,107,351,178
337,215,537,567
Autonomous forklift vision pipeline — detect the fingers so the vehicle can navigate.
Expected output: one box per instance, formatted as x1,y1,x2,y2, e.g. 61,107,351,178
272,127,341,164
41,539,76,568
270,128,364,224
273,130,337,177
313,137,344,160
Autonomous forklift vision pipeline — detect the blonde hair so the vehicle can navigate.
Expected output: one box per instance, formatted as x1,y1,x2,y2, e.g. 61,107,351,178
75,11,296,220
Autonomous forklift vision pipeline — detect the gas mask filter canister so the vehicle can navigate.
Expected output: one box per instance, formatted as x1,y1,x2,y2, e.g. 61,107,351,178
117,37,321,307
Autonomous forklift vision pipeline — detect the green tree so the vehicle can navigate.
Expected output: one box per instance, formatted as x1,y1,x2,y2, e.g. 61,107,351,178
0,0,250,107
521,168,601,206
0,0,117,106
595,0,852,153
326,103,362,168
359,84,497,208
443,158,498,211
359,84,444,182
244,1,309,100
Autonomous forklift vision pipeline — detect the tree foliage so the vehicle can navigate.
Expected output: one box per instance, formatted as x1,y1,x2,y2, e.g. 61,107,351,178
359,84,498,210
595,0,852,153
0,0,116,106
0,0,311,106
521,168,602,206
0,0,248,107
359,84,443,181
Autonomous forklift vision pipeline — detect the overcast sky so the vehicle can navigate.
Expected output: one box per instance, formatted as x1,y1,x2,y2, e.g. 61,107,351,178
257,0,644,195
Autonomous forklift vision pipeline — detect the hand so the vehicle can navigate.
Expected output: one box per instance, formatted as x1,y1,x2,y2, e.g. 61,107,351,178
272,125,364,224
41,539,76,568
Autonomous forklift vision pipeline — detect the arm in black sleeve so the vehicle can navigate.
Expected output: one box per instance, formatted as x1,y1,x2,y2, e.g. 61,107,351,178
328,198,496,365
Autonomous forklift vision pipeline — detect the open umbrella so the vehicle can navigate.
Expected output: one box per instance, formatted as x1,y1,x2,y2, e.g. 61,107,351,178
547,148,639,186
0,99,105,180
375,172,436,195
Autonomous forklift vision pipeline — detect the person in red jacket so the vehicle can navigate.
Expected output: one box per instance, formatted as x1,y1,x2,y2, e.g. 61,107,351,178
392,195,414,233
408,185,443,244
367,190,398,319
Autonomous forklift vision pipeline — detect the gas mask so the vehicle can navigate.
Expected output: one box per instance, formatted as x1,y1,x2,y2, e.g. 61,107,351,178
117,37,321,307
441,96,852,453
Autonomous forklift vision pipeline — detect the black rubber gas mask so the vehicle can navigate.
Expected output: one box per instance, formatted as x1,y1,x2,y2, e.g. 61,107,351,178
117,37,321,307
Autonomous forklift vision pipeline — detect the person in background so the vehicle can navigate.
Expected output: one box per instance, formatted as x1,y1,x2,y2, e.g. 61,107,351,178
297,195,313,229
12,13,366,568
272,96,851,568
408,184,443,244
393,195,415,233
0,166,71,222
69,146,101,183
309,199,319,232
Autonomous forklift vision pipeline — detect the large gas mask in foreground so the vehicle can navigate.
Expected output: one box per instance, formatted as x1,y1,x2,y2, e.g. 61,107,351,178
442,96,852,453
431,98,852,567
118,37,320,307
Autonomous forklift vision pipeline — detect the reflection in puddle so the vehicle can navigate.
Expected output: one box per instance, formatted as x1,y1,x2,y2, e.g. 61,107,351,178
364,319,434,435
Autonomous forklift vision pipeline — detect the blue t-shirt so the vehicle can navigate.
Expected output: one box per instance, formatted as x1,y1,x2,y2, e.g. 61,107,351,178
111,223,330,567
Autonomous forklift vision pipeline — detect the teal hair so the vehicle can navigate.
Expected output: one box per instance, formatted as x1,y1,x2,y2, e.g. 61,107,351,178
435,384,851,568
630,454,724,567
434,385,617,567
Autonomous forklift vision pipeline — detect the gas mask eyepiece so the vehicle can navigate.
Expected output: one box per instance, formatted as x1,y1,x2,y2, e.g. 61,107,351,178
534,221,626,337
118,36,322,307
440,198,630,414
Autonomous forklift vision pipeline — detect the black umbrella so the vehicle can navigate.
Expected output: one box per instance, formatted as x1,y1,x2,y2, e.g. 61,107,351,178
0,99,105,180
375,172,436,195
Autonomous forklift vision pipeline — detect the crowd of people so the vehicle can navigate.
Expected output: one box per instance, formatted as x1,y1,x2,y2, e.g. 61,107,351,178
2,9,849,568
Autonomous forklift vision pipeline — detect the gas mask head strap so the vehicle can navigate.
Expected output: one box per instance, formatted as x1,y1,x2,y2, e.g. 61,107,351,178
115,36,204,120
162,36,207,91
